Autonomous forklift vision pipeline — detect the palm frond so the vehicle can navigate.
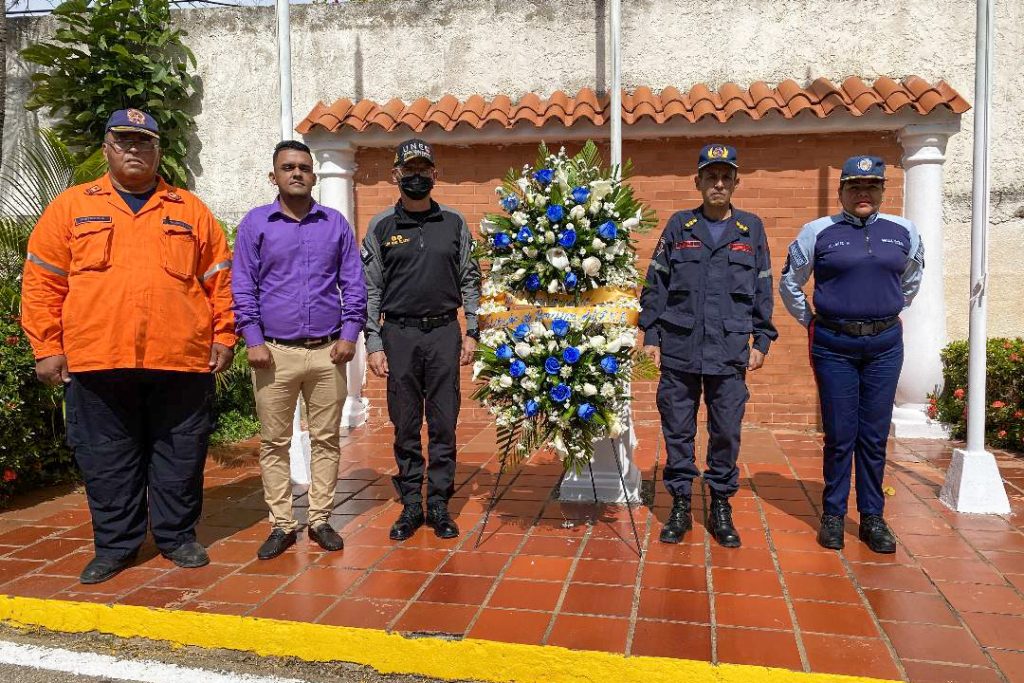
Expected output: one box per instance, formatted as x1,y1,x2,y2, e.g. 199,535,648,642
631,348,660,380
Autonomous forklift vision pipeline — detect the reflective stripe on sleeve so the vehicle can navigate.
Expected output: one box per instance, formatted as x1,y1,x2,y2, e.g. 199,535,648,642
652,261,669,274
26,252,68,278
199,260,231,282
757,269,772,279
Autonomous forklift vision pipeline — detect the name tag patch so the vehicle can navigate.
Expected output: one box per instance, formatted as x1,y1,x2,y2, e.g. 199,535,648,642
674,240,702,250
385,234,411,247
162,217,194,231
74,215,112,225
729,243,753,254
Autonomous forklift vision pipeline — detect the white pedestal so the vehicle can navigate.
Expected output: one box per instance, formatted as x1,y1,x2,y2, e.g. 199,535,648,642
559,413,641,503
939,448,1011,514
288,402,312,496
891,403,951,439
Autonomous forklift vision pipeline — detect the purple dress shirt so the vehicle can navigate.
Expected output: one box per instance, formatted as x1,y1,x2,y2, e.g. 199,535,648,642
231,199,367,347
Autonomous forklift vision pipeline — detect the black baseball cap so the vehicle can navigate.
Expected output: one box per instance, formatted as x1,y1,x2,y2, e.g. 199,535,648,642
393,138,435,167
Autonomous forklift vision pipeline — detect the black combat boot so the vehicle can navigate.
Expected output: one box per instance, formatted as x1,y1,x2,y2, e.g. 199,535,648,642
707,494,741,548
817,513,845,550
659,495,692,544
389,503,425,541
859,514,896,554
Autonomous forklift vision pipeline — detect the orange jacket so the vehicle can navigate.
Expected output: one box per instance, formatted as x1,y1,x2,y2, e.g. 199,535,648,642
21,174,236,372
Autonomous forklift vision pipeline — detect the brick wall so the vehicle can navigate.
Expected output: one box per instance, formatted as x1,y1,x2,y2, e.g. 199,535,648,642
351,133,904,428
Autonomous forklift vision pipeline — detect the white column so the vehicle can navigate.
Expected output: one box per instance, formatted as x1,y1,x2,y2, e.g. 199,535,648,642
314,141,368,428
891,125,955,438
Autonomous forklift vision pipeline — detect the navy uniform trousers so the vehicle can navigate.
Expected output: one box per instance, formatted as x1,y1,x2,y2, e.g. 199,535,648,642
810,322,903,516
65,369,214,559
657,367,749,498
382,318,461,505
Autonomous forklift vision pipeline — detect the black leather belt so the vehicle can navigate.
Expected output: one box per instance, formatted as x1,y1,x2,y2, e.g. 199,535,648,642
814,315,899,337
386,311,457,331
265,333,340,347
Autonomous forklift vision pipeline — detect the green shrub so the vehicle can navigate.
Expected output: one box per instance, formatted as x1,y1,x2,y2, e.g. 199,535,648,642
0,313,75,505
931,337,1024,451
212,340,259,445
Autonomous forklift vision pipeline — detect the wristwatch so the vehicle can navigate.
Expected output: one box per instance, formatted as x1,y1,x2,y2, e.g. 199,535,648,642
465,329,480,341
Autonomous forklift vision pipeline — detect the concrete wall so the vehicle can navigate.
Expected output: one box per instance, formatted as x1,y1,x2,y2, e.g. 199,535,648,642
4,0,1024,340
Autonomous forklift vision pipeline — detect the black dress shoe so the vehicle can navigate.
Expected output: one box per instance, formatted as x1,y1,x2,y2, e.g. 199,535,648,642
817,513,845,550
308,523,344,551
426,502,459,539
257,528,297,560
659,495,692,544
859,514,896,554
390,504,425,541
707,495,741,548
79,553,136,585
162,541,210,568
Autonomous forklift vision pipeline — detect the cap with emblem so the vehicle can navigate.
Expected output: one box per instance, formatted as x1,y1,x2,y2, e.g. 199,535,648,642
697,143,738,171
393,138,435,167
105,108,160,139
840,155,885,182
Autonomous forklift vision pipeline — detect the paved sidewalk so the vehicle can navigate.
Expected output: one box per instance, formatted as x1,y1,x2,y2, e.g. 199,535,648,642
0,419,1022,682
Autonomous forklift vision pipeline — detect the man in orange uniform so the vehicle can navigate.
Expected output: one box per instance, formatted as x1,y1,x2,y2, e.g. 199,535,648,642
21,109,235,584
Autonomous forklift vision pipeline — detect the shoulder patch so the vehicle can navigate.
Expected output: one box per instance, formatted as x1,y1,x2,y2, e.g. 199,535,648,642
913,241,925,268
165,191,183,202
788,242,809,269
360,245,373,264
653,236,667,258
84,185,103,196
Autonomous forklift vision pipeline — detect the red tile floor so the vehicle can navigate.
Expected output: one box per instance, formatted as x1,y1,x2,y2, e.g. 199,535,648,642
2,418,1024,682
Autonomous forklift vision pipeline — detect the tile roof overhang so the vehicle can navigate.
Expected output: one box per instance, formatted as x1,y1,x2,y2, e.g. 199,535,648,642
297,77,968,146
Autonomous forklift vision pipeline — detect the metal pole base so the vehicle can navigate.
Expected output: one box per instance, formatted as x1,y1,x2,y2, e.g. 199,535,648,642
939,448,1011,514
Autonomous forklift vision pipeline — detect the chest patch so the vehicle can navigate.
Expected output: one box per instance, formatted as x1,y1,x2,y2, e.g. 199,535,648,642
162,217,194,231
674,240,702,250
74,215,112,226
385,233,411,248
729,243,753,254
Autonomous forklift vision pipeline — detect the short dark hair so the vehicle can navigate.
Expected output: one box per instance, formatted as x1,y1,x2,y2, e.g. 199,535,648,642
273,140,312,164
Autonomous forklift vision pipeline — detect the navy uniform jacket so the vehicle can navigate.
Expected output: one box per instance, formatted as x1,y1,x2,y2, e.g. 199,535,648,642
778,211,924,326
640,207,777,375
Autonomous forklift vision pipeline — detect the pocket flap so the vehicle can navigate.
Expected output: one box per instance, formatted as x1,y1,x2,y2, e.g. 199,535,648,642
728,249,755,267
723,317,753,333
660,310,696,330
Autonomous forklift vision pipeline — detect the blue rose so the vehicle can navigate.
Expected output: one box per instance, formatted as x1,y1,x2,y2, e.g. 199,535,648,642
571,186,590,204
516,227,533,243
509,359,527,378
496,344,514,361
524,273,541,291
533,169,554,186
512,323,531,340
600,355,619,374
544,356,561,375
563,271,578,290
598,221,618,240
546,204,565,223
551,319,570,337
562,346,581,364
550,383,572,403
524,399,540,417
558,230,577,248
500,195,520,212
577,403,597,421
493,233,512,249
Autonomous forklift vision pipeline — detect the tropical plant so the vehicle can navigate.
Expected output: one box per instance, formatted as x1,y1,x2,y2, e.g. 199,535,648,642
20,0,198,187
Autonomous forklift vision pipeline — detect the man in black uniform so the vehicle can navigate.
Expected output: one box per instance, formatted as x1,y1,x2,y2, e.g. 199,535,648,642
640,144,776,548
362,139,481,541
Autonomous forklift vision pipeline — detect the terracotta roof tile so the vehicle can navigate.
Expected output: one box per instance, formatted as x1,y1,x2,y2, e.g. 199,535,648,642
296,77,969,135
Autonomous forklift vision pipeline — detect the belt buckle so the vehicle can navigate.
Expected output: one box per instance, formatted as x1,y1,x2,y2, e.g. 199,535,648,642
303,337,323,347
418,318,432,332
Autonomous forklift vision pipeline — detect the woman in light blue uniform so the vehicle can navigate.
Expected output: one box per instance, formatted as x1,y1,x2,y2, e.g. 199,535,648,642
779,156,923,554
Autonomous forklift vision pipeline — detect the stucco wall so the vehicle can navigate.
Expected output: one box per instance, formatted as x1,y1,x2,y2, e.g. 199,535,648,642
4,0,1024,340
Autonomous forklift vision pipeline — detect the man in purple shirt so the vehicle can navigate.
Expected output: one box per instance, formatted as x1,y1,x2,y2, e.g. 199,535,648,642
232,140,367,560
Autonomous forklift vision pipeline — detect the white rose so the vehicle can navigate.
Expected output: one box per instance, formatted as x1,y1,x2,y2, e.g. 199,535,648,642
546,247,570,271
512,211,528,227
592,238,606,250
473,360,485,379
570,205,586,220
582,256,602,277
590,335,606,351
515,342,532,358
583,383,598,396
499,375,513,388
545,231,556,244
547,279,560,293
605,338,622,353
514,268,526,279
530,322,547,336
523,246,538,258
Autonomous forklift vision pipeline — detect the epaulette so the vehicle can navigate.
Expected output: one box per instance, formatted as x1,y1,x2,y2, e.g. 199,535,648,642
683,216,698,229
84,185,103,196
164,190,183,202
736,220,749,234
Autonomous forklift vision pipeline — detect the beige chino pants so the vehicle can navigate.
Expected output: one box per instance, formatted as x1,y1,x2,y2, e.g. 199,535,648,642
252,341,347,532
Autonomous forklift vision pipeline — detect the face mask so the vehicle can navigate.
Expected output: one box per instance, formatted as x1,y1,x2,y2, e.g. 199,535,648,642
399,174,434,200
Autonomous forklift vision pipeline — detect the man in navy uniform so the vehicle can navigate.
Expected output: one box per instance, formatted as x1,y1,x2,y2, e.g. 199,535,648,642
640,144,777,547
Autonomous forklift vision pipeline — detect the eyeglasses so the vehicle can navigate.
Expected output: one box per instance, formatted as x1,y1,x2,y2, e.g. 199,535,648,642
106,138,159,153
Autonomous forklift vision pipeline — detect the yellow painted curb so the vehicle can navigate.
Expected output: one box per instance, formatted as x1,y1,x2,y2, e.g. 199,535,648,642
0,595,898,683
